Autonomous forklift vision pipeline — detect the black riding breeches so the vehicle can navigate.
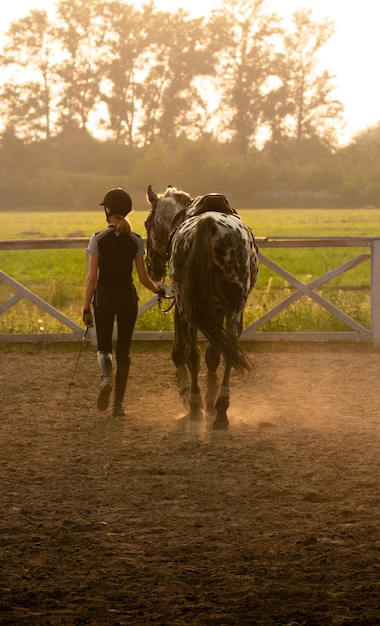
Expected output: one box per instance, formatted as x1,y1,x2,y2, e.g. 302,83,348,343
94,303,138,362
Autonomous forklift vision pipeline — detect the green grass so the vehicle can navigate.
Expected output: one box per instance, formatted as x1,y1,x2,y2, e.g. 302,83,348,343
2,207,380,239
1,208,379,335
240,208,380,238
0,211,147,240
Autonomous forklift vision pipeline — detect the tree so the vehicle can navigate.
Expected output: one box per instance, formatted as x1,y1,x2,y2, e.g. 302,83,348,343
98,1,152,145
0,10,56,140
274,8,344,148
210,0,281,154
336,124,380,206
138,7,218,145
54,0,109,132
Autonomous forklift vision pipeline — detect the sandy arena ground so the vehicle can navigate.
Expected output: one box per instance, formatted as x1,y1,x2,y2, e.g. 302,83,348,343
1,342,379,625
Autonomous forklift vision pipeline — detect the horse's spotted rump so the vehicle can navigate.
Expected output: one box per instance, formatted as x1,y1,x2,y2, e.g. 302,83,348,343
145,186,259,430
171,213,258,308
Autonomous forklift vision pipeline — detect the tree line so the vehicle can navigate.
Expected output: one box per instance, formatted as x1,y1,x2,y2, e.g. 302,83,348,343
1,0,379,209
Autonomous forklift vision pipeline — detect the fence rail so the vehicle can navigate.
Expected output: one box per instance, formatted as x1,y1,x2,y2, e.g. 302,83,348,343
1,236,380,346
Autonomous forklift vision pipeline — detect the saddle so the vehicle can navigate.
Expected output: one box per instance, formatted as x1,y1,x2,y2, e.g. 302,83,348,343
170,193,240,234
168,193,241,258
189,193,239,217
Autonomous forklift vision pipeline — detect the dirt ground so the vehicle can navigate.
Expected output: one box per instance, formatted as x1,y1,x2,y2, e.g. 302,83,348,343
0,342,379,625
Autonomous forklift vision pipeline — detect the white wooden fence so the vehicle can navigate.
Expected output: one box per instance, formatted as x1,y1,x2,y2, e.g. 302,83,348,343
1,236,380,346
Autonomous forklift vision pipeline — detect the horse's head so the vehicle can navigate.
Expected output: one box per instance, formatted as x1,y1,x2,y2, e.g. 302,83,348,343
144,185,193,281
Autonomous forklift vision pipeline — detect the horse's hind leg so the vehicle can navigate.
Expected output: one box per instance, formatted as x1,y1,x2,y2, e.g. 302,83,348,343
213,363,231,430
204,342,220,415
172,308,190,405
186,329,203,420
212,311,244,430
172,309,202,418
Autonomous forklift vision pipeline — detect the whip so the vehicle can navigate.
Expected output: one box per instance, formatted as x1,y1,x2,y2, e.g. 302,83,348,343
67,327,88,395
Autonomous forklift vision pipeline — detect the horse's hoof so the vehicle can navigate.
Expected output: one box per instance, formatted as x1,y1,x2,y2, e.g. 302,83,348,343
180,391,190,410
213,418,229,430
189,408,203,421
213,396,229,428
206,402,216,416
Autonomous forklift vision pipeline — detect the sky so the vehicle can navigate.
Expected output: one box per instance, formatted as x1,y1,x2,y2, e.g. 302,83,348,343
1,0,379,145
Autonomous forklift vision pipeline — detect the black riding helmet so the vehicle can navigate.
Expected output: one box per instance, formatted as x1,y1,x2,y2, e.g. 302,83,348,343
100,188,132,219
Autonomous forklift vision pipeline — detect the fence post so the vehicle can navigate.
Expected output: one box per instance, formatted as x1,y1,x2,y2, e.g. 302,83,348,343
371,238,380,347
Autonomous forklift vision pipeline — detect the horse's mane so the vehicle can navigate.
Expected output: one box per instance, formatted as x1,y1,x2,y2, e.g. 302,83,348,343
162,185,193,207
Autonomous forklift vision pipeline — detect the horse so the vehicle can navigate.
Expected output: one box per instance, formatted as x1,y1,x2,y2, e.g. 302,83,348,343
145,185,259,429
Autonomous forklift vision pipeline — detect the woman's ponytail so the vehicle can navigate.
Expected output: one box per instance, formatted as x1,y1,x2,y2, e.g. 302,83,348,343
115,217,132,236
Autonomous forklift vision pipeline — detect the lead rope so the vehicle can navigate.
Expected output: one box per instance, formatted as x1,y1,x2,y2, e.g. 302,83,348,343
158,291,175,314
151,261,175,314
146,225,176,314
157,266,175,314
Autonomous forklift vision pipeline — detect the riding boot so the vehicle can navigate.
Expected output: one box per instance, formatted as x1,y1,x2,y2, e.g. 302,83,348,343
97,351,113,411
112,358,130,417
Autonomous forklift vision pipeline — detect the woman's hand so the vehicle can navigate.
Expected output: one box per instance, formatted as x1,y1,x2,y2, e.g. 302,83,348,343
83,309,94,327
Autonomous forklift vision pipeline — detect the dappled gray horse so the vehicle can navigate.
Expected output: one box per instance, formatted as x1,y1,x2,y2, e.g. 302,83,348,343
145,185,259,429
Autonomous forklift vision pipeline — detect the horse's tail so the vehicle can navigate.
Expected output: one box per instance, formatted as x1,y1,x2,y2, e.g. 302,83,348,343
181,215,250,372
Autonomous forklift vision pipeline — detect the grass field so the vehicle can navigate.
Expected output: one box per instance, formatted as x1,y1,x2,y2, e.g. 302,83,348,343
1,208,379,336
2,207,380,240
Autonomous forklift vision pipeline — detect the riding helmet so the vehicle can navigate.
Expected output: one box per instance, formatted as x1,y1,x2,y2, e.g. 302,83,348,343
100,188,132,216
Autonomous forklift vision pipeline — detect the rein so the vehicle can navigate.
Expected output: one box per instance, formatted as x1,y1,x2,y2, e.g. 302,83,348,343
158,292,175,314
146,246,175,314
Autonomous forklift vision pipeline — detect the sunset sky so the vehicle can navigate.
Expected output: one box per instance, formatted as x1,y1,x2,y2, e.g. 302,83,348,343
1,0,379,145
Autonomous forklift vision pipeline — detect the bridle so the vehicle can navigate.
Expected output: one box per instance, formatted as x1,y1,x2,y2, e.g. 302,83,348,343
145,212,175,314
146,245,168,277
145,191,192,315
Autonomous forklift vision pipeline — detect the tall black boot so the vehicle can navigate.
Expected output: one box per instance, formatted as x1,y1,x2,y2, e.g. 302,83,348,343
97,351,113,411
112,358,130,417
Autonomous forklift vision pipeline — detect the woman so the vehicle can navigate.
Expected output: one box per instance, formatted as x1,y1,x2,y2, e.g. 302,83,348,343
83,187,164,416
